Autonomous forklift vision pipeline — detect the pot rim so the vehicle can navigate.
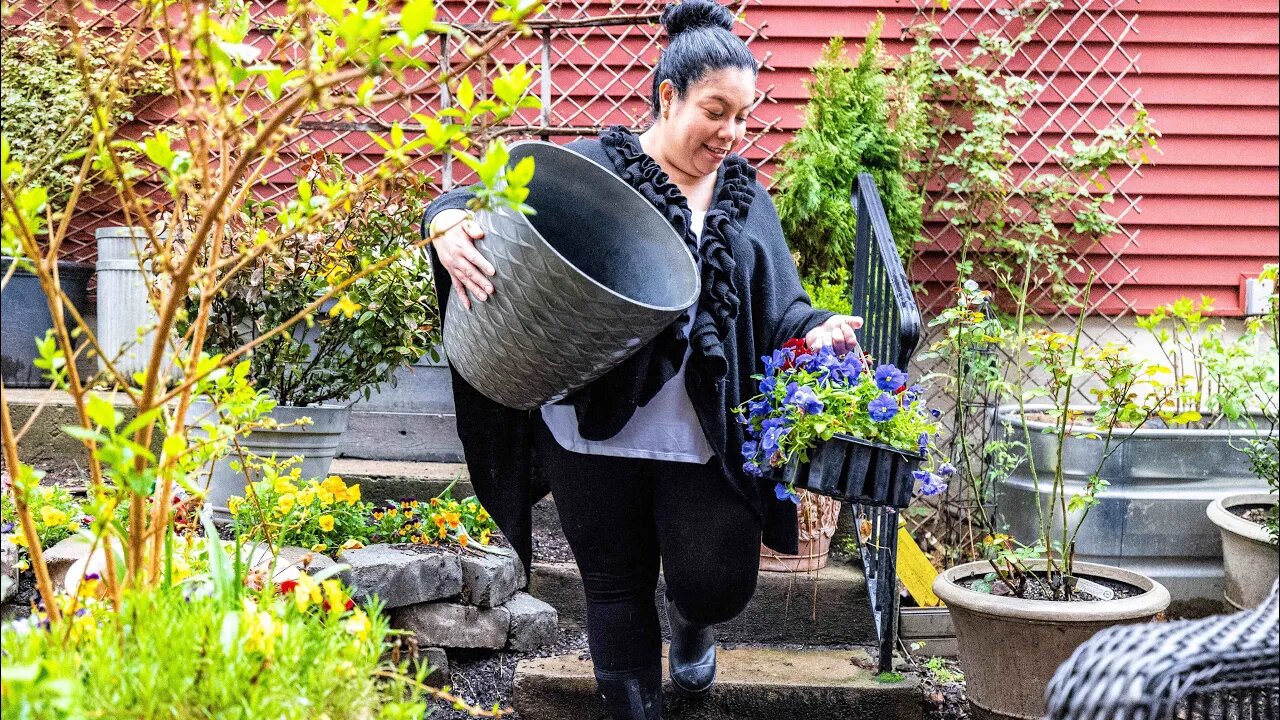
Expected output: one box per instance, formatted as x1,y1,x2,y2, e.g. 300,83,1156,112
996,403,1277,440
1207,492,1277,545
498,141,700,314
932,559,1171,622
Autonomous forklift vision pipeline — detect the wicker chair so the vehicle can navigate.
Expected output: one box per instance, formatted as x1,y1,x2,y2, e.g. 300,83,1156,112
1045,582,1280,720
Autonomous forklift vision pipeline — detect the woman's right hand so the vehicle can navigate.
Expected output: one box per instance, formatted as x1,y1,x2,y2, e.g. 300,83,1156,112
430,208,495,311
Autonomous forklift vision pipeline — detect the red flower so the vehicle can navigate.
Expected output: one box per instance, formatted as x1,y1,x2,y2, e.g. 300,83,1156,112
782,338,811,356
780,338,812,370
277,579,299,594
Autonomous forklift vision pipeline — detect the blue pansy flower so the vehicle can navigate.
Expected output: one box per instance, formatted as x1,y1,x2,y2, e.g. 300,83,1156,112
938,463,956,478
918,432,930,454
868,394,899,422
760,375,777,395
874,364,908,392
913,470,947,497
784,382,824,415
762,350,788,376
744,460,765,477
742,439,759,459
775,482,801,505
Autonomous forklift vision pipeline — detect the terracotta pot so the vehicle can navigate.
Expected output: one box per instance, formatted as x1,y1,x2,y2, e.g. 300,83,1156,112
932,559,1170,720
1207,492,1279,610
760,492,841,573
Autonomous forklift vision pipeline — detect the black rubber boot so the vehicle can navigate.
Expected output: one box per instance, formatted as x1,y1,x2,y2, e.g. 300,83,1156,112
594,667,662,720
664,593,717,695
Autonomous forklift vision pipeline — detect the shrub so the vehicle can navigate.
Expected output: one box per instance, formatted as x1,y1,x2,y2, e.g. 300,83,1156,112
1,579,425,719
773,18,925,284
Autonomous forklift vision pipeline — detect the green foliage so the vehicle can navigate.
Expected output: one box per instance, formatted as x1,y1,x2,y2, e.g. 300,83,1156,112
773,18,925,284
0,21,165,208
901,11,1159,311
0,578,425,720
924,656,963,684
802,267,852,314
192,160,440,406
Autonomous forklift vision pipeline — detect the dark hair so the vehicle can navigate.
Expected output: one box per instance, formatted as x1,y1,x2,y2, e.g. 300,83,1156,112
651,0,758,118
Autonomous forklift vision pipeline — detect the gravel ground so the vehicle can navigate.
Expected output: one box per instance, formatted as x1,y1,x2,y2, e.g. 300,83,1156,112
426,627,590,719
910,655,970,720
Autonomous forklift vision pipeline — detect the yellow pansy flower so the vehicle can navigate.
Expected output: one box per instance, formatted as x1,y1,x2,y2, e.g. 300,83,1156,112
322,476,347,494
40,506,68,527
344,484,361,505
311,543,328,553
276,493,296,515
340,538,364,551
343,608,371,641
316,487,335,505
318,515,335,532
273,478,299,495
227,496,243,515
298,487,316,506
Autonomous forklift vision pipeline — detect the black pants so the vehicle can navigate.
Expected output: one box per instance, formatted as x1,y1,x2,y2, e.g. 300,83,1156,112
536,422,762,678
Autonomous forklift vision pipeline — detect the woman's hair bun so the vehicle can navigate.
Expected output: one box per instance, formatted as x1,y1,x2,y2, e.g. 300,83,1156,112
660,0,735,38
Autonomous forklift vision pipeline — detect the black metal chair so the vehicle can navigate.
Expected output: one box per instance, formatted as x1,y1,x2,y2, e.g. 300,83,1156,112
846,172,923,672
1045,582,1280,720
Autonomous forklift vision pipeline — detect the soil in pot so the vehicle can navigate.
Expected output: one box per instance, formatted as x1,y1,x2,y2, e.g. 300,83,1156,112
1229,504,1274,527
957,573,1143,602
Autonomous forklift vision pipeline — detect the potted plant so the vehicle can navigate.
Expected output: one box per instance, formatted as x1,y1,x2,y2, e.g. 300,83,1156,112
185,157,441,517
996,270,1279,606
932,298,1182,720
739,337,949,507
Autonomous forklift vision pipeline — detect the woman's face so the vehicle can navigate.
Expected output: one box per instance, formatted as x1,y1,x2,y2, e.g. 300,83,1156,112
656,67,756,180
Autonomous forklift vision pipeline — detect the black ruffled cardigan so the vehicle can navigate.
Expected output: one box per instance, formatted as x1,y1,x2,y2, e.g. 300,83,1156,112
423,127,833,572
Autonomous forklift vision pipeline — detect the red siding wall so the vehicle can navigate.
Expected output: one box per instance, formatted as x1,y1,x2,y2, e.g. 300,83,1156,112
742,0,1279,315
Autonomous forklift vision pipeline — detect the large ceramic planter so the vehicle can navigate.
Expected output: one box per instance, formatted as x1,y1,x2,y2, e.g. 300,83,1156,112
1207,492,1279,610
1,256,95,387
442,141,698,410
933,559,1170,720
994,404,1271,605
188,401,351,519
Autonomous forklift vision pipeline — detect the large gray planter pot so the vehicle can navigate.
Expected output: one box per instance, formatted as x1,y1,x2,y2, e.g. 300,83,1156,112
994,404,1271,606
442,141,698,410
188,401,350,519
1207,492,1279,610
933,560,1169,720
1,256,95,387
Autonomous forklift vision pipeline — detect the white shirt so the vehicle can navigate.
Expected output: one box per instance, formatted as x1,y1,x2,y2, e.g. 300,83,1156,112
540,211,714,464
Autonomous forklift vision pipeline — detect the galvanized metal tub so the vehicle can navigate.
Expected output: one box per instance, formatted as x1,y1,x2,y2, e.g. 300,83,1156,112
187,400,351,521
994,404,1272,607
95,226,162,377
442,141,699,410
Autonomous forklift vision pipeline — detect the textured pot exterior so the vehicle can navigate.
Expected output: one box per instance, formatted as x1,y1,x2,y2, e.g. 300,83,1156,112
759,534,833,573
1,257,95,387
189,402,351,518
933,559,1169,720
442,142,698,410
995,404,1272,603
1207,492,1279,610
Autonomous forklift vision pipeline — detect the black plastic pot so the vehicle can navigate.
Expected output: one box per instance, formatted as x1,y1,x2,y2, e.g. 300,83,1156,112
782,433,923,506
1,256,95,387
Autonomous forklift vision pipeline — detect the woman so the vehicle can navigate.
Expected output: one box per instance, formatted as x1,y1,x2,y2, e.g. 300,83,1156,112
424,2,862,718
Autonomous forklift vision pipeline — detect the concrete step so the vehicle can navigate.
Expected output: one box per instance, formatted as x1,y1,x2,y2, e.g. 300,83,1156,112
329,458,471,505
529,558,878,646
513,644,924,720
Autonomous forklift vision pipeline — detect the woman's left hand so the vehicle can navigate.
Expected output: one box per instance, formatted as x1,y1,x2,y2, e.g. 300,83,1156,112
805,314,864,355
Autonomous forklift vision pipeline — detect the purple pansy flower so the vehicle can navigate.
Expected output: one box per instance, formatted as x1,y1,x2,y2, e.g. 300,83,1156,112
874,364,908,393
918,432,930,454
784,382,825,415
912,470,947,497
868,394,899,422
775,482,801,504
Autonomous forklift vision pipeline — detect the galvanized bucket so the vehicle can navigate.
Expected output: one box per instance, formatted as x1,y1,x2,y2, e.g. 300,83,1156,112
442,141,699,410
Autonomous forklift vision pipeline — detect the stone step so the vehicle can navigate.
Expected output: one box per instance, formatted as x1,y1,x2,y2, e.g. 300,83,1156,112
529,558,878,646
513,644,924,720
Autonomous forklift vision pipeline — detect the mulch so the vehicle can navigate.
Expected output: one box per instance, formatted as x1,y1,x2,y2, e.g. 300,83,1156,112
427,628,590,720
